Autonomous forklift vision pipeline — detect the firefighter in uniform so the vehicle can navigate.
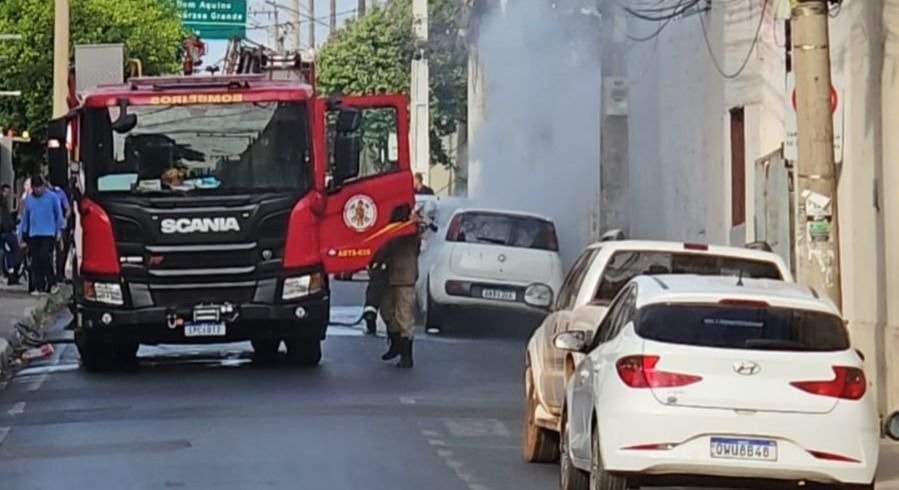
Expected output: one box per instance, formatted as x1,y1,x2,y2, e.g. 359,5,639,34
379,210,425,368
362,252,388,336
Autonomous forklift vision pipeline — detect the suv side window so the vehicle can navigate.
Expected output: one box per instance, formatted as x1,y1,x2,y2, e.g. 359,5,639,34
555,248,597,311
590,283,633,350
606,286,637,341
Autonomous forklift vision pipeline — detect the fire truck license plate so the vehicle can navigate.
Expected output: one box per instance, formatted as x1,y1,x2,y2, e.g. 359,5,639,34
184,322,226,337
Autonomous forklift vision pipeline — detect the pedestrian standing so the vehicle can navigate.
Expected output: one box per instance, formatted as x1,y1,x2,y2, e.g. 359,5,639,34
18,176,63,295
0,184,20,285
380,211,423,369
49,182,72,281
413,173,435,195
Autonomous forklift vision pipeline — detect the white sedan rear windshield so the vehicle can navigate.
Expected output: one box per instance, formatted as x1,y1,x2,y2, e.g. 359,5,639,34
595,251,783,302
636,304,850,352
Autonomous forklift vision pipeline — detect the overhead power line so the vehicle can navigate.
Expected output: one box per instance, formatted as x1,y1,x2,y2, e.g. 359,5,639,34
698,0,767,79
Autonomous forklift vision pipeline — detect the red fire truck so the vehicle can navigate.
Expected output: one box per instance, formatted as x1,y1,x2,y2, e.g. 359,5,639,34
47,55,417,371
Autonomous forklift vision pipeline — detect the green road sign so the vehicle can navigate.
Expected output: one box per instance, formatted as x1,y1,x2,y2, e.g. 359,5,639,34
177,0,247,40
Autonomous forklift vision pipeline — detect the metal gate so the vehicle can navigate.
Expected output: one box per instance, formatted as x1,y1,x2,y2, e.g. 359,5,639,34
753,150,795,275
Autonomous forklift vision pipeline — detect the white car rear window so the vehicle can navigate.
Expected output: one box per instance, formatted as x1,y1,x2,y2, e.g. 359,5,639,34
636,304,850,352
446,212,559,251
595,251,783,302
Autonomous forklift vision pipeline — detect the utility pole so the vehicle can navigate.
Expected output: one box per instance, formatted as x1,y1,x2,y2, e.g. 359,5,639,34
274,5,285,52
330,0,337,33
598,0,630,239
791,0,842,309
307,0,315,48
410,0,430,182
358,0,366,18
293,0,302,50
52,0,70,119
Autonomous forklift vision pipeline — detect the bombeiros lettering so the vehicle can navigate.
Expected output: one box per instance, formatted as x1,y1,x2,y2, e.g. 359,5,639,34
160,217,241,234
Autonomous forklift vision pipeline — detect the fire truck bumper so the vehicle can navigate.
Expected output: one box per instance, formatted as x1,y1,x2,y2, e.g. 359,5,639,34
74,296,330,345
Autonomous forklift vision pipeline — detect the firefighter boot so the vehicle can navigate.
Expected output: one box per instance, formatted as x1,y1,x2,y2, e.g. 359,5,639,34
363,309,377,336
397,338,413,369
381,333,401,361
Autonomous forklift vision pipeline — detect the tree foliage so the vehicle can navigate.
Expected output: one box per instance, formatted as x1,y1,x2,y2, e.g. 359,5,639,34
316,0,468,169
0,0,185,173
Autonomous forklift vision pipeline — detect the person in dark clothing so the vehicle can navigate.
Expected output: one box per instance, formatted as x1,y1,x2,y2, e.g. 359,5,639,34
49,183,73,281
0,184,19,284
362,254,388,336
18,176,63,295
413,172,435,195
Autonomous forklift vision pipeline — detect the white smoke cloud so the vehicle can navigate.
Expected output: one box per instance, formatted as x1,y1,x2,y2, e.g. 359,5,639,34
468,0,603,267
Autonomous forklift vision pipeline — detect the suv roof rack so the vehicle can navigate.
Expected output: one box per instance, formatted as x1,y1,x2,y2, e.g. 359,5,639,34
745,241,773,252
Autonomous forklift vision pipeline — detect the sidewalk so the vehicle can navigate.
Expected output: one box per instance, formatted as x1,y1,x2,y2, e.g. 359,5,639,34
880,441,899,488
0,282,71,377
0,285,42,377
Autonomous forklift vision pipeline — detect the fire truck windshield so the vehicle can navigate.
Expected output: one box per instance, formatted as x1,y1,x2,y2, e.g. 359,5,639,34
80,101,312,196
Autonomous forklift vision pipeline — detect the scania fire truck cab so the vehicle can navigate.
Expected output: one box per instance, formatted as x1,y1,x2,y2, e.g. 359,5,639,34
50,73,417,370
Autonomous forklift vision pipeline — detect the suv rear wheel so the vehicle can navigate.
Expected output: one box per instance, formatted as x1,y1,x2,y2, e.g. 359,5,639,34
523,365,559,462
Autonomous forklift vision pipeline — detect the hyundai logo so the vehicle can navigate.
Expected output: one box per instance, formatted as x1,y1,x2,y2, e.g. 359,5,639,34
733,361,761,376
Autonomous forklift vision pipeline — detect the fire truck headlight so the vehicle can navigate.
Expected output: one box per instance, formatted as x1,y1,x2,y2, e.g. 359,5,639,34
283,273,325,300
83,281,124,306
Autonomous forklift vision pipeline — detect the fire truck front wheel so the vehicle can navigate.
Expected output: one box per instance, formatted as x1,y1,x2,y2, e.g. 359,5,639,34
75,331,139,372
284,338,322,367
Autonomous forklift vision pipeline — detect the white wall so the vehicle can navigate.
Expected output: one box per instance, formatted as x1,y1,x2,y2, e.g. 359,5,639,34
626,2,785,246
628,0,898,413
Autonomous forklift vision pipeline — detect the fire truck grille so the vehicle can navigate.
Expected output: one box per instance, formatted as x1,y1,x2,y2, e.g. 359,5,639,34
151,285,256,307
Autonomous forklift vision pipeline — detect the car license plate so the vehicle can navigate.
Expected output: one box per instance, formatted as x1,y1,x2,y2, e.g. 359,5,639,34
481,289,517,301
710,437,777,462
184,322,226,337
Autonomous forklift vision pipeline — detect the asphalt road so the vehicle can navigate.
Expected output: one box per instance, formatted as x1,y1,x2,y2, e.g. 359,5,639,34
0,306,556,490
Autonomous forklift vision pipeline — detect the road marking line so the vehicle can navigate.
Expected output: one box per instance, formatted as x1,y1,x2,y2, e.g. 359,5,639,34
0,427,9,446
400,396,416,404
421,429,493,490
444,419,511,438
7,402,25,416
26,373,48,392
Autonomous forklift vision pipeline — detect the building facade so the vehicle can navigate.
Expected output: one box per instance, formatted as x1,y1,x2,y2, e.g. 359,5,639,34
626,0,899,415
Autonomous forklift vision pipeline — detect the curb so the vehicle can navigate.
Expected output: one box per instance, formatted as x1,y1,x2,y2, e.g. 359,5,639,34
0,306,34,379
0,286,72,378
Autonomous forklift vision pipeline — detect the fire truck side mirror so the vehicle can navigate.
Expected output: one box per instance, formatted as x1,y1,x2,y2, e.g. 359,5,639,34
47,117,69,189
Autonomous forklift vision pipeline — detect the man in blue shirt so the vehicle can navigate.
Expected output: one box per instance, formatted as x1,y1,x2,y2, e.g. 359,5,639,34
18,175,63,295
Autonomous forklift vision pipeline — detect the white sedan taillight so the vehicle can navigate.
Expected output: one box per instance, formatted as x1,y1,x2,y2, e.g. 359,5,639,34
615,355,703,389
790,366,866,400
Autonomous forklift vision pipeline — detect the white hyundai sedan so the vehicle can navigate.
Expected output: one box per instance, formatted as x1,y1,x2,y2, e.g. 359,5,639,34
555,274,879,490
422,208,565,331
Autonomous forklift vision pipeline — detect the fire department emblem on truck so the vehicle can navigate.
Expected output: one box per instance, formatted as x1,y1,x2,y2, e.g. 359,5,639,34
343,195,377,232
